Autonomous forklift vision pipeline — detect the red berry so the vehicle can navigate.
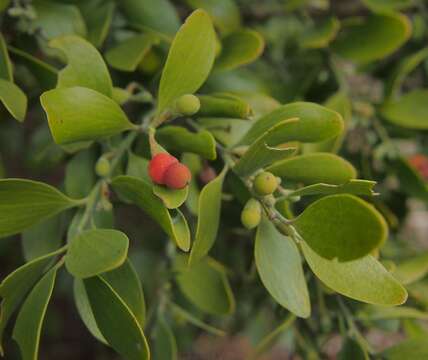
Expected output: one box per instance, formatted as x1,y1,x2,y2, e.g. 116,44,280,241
163,163,192,189
148,153,178,185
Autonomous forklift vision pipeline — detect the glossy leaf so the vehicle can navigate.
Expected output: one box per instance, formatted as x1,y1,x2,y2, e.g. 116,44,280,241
255,219,310,318
267,153,356,185
22,214,63,261
50,35,113,97
302,242,407,305
0,179,77,238
0,34,13,81
175,256,235,315
394,251,428,285
299,17,340,49
332,13,411,63
381,90,428,129
12,265,58,360
40,86,134,144
239,102,344,145
295,194,387,261
156,126,217,160
215,29,264,71
105,34,160,72
185,0,241,35
119,0,180,36
33,0,87,39
0,79,27,122
153,185,188,209
66,229,129,278
382,337,428,360
289,180,377,198
112,176,191,251
233,119,298,177
84,276,150,360
189,167,227,265
157,9,216,113
0,248,64,353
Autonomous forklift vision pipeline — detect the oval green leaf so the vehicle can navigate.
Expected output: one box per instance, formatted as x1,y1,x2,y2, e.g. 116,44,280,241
0,79,27,122
157,9,216,113
84,276,150,360
0,179,77,238
301,242,407,305
0,34,13,81
50,35,113,97
394,251,428,285
299,17,340,49
215,29,264,72
189,167,227,265
381,90,428,129
153,185,188,209
332,13,411,63
239,102,344,146
295,194,387,261
40,86,134,144
267,153,356,185
112,176,191,251
66,229,129,278
289,180,377,198
255,219,310,318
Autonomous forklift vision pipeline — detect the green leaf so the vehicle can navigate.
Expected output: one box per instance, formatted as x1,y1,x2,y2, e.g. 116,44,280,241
84,276,150,360
338,337,369,360
0,0,10,13
49,35,113,97
255,219,310,318
358,305,428,321
394,251,428,285
153,185,188,209
77,0,115,47
189,167,227,265
362,0,415,12
197,117,253,147
301,242,407,305
381,90,428,129
214,29,264,71
0,247,64,354
154,315,178,360
126,152,150,181
289,180,377,198
175,256,235,315
112,176,191,251
65,148,96,198
0,79,27,122
239,102,344,146
332,13,411,63
233,119,298,177
299,17,340,49
66,229,129,278
119,0,180,36
267,153,356,185
156,126,217,160
40,86,134,144
0,34,13,81
295,194,387,261
392,157,428,201
382,337,428,360
33,0,87,39
0,179,77,238
12,265,58,360
22,214,63,261
157,9,216,113
105,34,160,72
385,47,428,99
185,0,241,35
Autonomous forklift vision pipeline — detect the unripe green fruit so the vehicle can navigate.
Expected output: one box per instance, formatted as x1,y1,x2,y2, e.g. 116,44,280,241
241,199,262,229
174,94,200,116
253,171,278,196
95,157,111,177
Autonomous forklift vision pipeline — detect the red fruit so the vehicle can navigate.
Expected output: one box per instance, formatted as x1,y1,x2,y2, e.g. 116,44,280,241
409,154,428,180
163,163,192,189
148,153,178,184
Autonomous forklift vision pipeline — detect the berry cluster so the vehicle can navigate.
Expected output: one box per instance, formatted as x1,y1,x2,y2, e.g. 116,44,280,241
148,153,192,189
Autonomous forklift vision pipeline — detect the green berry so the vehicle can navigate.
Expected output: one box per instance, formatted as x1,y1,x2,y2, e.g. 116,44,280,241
253,171,278,196
95,157,111,177
174,94,200,116
241,199,262,230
